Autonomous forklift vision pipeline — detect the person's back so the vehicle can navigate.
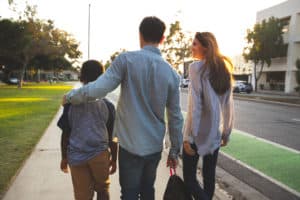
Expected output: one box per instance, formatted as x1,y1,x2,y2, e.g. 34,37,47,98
183,32,234,200
68,99,109,165
114,46,180,155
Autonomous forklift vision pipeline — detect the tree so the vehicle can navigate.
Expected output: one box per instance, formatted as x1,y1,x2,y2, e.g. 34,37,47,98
104,49,126,69
0,4,81,87
295,59,300,93
243,17,287,91
161,21,192,70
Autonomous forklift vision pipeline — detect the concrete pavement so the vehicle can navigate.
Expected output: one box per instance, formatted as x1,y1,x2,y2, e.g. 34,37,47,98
2,104,231,200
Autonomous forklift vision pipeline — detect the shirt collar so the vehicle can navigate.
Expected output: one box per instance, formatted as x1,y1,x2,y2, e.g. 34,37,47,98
142,45,161,55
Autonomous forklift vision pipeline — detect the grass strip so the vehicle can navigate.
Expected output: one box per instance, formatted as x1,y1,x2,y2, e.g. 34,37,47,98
0,83,72,198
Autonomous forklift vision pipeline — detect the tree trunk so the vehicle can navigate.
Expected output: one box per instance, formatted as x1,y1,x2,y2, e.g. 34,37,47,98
254,63,257,92
18,62,27,88
255,62,265,92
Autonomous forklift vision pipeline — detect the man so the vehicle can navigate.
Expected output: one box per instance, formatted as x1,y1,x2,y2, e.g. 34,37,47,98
63,16,183,200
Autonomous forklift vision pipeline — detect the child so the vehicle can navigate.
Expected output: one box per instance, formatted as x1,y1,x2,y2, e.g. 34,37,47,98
57,60,117,200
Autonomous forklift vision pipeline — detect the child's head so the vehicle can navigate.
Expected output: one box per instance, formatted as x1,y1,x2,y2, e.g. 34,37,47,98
80,60,104,84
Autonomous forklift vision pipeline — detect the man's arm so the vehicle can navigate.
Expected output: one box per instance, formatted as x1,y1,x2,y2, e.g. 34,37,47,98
166,74,184,161
65,54,126,105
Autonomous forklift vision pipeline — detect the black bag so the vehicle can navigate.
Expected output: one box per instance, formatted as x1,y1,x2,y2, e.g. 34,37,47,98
163,169,193,200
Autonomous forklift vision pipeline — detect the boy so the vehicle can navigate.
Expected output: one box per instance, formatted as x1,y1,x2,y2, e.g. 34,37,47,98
57,60,117,200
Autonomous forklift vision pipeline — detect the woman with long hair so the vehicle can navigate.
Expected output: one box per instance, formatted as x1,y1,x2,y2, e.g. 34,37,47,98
182,32,234,200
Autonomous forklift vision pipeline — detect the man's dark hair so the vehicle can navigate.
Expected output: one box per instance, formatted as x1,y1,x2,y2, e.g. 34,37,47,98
139,16,166,43
80,60,104,83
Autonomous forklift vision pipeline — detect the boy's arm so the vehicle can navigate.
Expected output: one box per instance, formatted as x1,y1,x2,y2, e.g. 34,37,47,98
61,130,70,160
60,131,69,173
104,99,118,174
57,104,71,173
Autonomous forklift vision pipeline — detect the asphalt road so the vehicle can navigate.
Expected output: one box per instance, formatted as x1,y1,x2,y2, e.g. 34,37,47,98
179,89,300,151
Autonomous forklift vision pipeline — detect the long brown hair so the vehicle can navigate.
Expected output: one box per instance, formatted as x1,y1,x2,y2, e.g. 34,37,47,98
195,32,233,95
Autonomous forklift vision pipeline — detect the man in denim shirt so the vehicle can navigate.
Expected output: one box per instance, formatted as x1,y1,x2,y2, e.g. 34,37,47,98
63,16,183,200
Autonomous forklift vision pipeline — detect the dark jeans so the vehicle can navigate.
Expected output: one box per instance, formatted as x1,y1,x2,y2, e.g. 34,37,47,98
182,143,219,200
119,146,161,200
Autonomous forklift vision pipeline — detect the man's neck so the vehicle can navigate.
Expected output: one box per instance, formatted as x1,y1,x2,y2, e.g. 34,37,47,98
141,42,159,48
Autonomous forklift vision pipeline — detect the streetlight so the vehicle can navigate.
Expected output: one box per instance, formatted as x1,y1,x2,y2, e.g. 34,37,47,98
88,3,91,59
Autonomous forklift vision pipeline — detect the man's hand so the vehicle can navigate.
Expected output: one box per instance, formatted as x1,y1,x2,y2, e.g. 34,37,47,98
109,160,117,175
60,159,69,173
62,95,67,105
167,157,178,169
183,141,196,156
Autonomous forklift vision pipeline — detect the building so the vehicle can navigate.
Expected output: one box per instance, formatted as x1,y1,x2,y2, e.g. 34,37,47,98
232,55,253,83
254,0,300,93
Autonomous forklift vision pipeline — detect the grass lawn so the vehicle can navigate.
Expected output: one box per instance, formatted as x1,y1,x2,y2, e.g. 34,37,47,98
0,83,72,198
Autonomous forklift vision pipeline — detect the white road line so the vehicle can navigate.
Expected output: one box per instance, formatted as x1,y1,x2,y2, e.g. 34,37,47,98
292,118,300,122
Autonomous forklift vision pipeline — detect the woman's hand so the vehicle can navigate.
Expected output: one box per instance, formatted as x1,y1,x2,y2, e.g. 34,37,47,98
221,135,229,147
109,160,117,175
183,141,196,156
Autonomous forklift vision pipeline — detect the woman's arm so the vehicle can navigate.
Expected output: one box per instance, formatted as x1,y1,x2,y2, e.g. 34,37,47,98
183,62,203,141
221,89,234,146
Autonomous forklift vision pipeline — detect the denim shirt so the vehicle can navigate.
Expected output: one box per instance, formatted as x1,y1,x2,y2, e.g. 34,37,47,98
66,45,183,158
183,61,234,156
68,99,109,166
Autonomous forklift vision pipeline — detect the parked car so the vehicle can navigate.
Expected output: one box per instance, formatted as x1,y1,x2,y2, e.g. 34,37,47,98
180,78,190,88
7,77,19,85
244,82,253,93
233,81,253,93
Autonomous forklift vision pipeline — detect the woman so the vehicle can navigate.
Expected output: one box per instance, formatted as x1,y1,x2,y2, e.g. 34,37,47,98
182,32,234,200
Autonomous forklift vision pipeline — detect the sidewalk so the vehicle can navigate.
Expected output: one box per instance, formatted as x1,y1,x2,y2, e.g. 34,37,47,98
234,92,300,106
2,104,230,200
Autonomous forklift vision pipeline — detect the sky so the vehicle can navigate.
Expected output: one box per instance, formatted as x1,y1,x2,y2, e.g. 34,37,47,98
0,0,287,64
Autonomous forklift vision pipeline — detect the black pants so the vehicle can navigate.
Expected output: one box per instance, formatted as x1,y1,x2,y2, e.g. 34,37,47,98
182,143,219,200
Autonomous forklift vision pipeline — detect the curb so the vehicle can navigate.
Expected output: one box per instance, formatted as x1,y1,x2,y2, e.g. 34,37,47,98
234,96,300,107
181,87,300,107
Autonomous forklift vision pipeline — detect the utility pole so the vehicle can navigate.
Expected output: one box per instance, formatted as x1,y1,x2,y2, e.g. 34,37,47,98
88,3,91,59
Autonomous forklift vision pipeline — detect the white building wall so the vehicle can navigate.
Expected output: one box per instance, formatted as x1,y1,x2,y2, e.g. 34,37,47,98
255,0,300,93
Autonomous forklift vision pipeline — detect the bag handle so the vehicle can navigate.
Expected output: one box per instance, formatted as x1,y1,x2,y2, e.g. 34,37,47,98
169,167,176,176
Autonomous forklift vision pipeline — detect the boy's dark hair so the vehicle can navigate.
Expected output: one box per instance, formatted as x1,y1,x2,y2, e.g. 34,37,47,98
139,16,166,43
80,60,104,83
